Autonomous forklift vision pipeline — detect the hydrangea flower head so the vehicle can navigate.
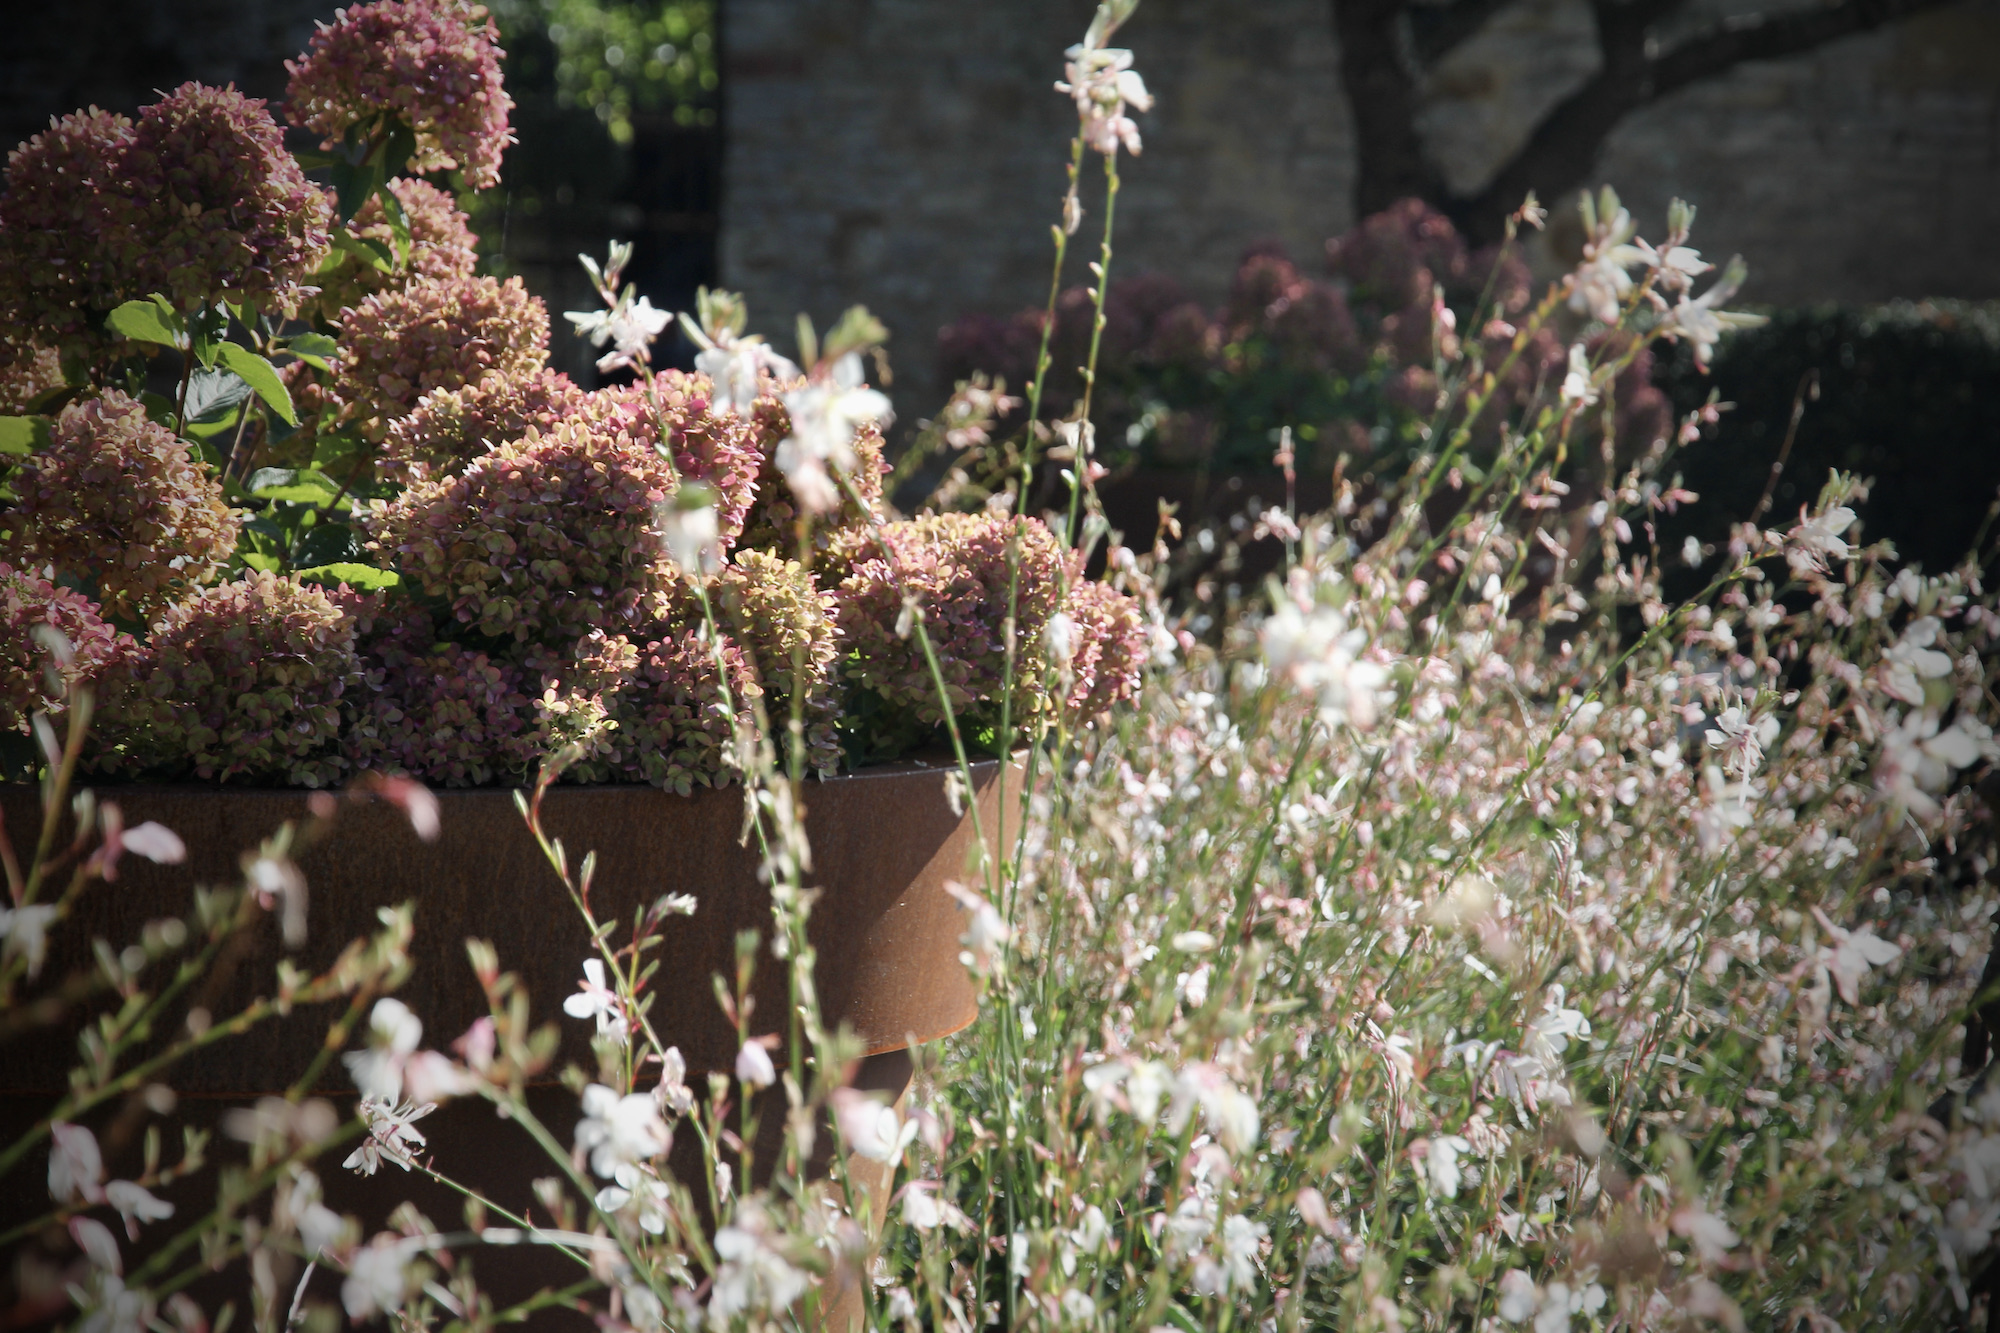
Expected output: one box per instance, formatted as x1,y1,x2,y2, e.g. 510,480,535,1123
381,366,588,484
333,274,548,433
365,411,683,643
120,83,332,313
286,0,513,190
312,176,479,321
109,572,359,785
8,390,237,620
0,108,141,359
0,343,64,413
0,564,137,736
1056,578,1148,723
833,512,1067,727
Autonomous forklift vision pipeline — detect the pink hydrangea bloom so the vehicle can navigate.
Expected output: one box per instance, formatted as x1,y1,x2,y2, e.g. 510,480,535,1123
381,367,588,484
833,512,1066,726
341,595,539,786
313,176,480,322
109,573,359,786
365,411,682,643
1058,579,1148,723
118,83,332,314
0,562,136,737
583,377,765,547
0,343,64,413
333,274,549,433
0,109,142,362
9,390,237,620
286,0,513,190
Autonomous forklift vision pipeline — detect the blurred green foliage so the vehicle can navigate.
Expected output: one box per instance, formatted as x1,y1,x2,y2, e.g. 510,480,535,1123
490,0,717,140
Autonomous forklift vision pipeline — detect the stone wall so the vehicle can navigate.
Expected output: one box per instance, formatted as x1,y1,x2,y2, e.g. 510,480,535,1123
721,0,2000,419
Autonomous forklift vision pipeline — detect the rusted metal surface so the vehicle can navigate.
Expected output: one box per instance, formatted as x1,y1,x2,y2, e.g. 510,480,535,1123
1,758,1006,1094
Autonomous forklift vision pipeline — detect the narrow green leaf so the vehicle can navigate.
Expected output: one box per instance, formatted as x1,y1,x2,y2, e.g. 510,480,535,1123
215,343,298,426
104,299,185,350
331,230,395,273
239,551,282,573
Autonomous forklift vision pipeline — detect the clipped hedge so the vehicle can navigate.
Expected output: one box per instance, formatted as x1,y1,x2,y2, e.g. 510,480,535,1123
1655,301,2000,576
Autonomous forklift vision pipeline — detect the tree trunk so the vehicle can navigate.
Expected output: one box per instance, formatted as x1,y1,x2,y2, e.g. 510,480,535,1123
1331,0,1449,218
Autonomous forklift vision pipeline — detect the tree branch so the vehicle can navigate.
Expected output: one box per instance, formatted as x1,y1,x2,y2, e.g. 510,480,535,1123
1333,0,1451,216
1452,0,1964,239
1407,0,1521,66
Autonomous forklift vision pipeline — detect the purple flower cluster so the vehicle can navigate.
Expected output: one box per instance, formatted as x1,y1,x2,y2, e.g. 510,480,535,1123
0,109,140,366
108,572,359,786
285,0,513,190
0,562,136,736
832,512,1067,726
333,274,549,433
312,176,481,322
7,390,237,620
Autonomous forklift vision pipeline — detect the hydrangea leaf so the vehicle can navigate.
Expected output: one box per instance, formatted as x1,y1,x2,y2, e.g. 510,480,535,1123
215,343,299,426
0,416,53,457
104,298,186,351
294,563,400,592
279,333,341,373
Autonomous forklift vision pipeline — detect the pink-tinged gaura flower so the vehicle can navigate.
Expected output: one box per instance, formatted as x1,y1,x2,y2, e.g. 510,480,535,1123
562,958,629,1043
286,0,513,190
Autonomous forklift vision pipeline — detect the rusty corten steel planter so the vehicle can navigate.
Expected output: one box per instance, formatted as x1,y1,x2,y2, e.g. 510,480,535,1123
0,756,1003,1095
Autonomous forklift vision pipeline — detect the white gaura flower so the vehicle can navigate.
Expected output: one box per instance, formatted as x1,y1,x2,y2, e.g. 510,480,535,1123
776,351,893,515
1558,345,1598,409
1044,610,1078,668
1055,30,1153,157
117,821,186,865
1163,1196,1214,1258
576,1084,670,1180
901,1184,943,1231
567,293,671,374
0,902,59,978
1810,906,1902,1006
1566,190,1644,324
1703,704,1779,781
1634,237,1712,293
1220,1214,1265,1290
49,1121,105,1204
1167,1063,1261,1155
654,484,723,582
948,880,1011,976
708,1203,809,1326
734,1040,777,1090
1670,1204,1740,1263
562,958,629,1045
1653,256,1766,370
830,1087,919,1163
1881,616,1954,705
342,997,423,1102
695,340,799,415
596,1166,671,1234
1694,763,1756,852
1060,1287,1098,1323
1424,1134,1474,1197
655,1046,695,1117
1260,596,1390,729
342,1235,421,1321
1787,503,1857,577
1875,709,1997,818
103,1180,174,1239
343,1099,434,1176
400,1049,475,1104
1497,1269,1539,1323
1524,989,1590,1065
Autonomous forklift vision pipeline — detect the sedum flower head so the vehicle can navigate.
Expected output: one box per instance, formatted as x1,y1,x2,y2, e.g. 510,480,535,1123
0,108,142,361
110,572,359,785
380,366,588,484
833,512,1067,727
333,274,549,434
0,563,136,737
285,0,513,190
311,176,480,322
119,83,332,314
8,390,237,620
